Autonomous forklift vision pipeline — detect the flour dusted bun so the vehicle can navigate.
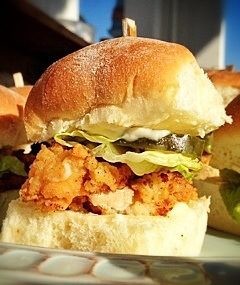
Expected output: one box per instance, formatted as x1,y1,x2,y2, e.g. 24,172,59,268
0,85,27,147
194,178,240,236
211,95,240,172
24,37,230,142
1,198,210,256
207,69,240,106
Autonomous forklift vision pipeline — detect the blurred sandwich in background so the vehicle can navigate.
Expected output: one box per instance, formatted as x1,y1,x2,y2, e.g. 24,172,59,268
207,67,240,107
0,84,33,225
194,95,240,236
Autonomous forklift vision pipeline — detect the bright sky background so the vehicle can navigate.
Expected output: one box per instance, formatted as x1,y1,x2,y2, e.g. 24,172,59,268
224,0,240,69
81,0,240,70
81,0,115,41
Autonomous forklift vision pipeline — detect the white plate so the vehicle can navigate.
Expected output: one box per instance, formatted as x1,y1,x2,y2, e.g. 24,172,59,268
201,228,240,257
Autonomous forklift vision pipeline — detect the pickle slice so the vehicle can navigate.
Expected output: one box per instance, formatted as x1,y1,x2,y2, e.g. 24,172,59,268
204,133,213,154
114,134,205,158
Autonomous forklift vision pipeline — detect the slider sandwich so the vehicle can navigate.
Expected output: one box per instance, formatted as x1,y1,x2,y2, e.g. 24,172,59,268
1,37,231,255
0,85,32,223
195,95,240,236
0,85,28,191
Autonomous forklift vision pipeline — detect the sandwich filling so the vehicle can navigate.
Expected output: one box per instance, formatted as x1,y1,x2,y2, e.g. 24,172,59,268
20,129,208,216
20,143,198,215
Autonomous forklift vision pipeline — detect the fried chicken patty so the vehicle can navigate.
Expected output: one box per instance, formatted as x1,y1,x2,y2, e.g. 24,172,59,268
20,144,198,215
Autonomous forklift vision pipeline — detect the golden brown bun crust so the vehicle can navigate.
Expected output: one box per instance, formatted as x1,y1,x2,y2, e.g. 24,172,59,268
206,69,240,106
10,86,32,98
207,69,240,88
211,95,240,171
25,37,194,123
194,178,240,236
24,37,229,142
215,95,240,135
0,85,27,147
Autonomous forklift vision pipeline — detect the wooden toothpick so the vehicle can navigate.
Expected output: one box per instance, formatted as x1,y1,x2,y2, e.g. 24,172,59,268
122,18,137,37
13,72,24,87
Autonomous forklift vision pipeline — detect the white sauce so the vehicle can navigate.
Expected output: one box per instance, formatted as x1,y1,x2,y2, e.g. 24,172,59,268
122,127,171,142
63,162,72,180
50,161,72,182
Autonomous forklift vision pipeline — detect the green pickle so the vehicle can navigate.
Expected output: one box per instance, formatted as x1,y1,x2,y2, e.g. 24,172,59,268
204,133,213,154
115,134,206,158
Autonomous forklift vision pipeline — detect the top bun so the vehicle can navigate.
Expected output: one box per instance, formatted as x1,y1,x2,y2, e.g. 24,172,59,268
24,37,230,142
211,94,240,172
0,85,27,147
11,86,32,98
207,69,240,107
208,69,240,88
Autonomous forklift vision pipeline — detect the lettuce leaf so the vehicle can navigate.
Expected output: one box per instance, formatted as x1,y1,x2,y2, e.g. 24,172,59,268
55,130,115,147
0,155,27,177
220,182,240,223
54,130,202,178
92,143,201,177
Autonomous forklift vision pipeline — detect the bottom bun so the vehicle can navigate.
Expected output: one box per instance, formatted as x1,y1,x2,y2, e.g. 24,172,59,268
194,177,240,236
1,198,210,256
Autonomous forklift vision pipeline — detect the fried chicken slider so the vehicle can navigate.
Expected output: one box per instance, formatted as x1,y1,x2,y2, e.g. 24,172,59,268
0,85,31,224
1,37,231,255
194,95,240,236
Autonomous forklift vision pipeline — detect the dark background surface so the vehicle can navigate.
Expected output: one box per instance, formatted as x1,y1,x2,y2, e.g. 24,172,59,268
0,0,89,86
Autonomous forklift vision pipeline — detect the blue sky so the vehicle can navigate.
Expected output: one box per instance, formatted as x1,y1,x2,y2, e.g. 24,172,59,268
81,0,115,41
81,0,240,70
224,0,240,69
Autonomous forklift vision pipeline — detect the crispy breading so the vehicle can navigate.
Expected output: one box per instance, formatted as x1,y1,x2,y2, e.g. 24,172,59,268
20,144,133,211
130,172,198,215
20,143,198,215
